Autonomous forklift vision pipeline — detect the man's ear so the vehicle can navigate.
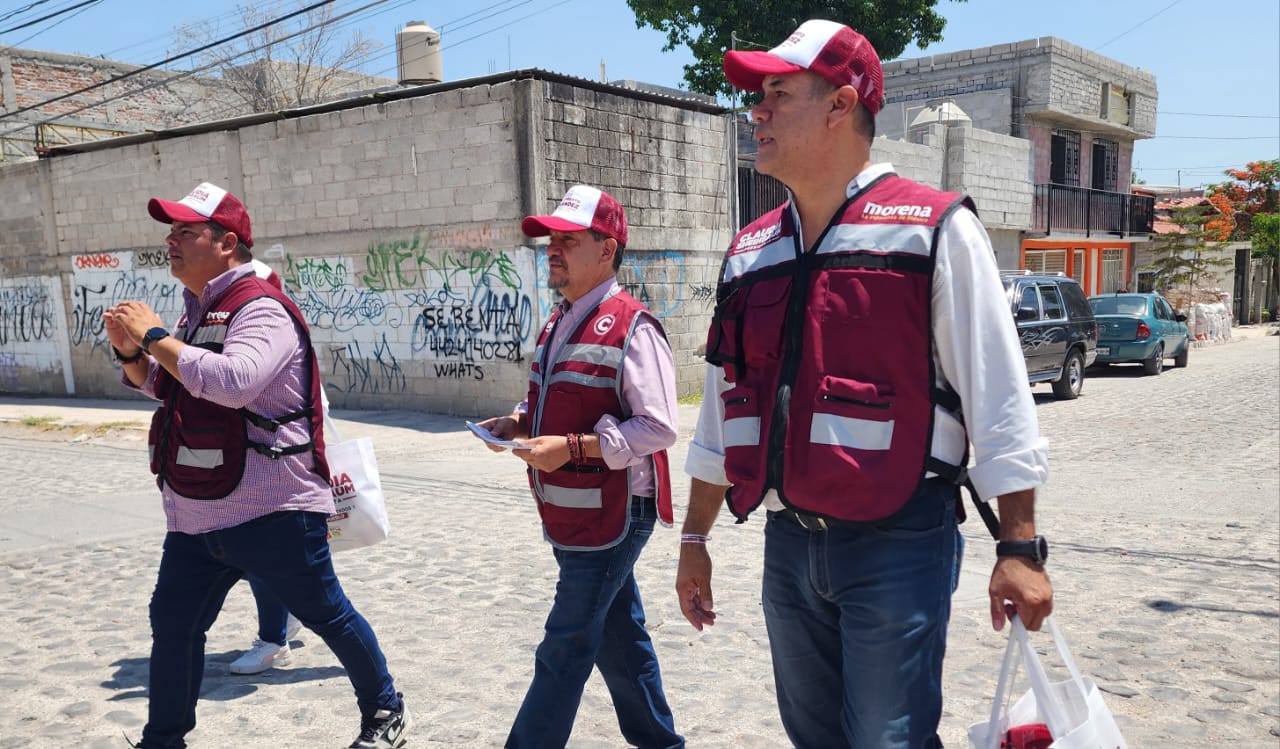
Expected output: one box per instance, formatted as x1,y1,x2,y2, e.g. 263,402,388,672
219,231,239,254
828,85,859,127
602,237,618,263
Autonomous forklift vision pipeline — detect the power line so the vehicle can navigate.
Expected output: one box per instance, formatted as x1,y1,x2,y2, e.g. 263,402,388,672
0,0,97,35
1154,135,1279,141
1159,111,1280,119
0,0,58,26
1094,0,1187,52
1,0,100,50
369,0,574,79
0,0,401,139
0,0,338,124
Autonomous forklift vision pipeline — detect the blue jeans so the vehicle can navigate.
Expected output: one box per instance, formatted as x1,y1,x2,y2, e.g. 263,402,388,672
246,574,290,645
762,480,962,749
506,497,683,749
140,511,399,749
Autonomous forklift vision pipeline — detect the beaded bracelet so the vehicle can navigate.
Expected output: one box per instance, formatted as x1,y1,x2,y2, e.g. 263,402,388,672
563,430,578,463
680,533,709,545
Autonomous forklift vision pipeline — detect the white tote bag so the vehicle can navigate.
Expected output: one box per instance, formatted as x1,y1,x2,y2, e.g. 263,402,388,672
968,616,1126,749
322,410,390,552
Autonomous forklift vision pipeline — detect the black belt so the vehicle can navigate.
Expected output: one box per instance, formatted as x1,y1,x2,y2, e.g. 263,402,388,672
768,508,833,532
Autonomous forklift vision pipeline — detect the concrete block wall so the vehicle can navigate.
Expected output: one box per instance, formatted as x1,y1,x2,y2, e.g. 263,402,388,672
879,89,1014,138
881,37,1156,142
538,82,733,397
0,74,732,416
1038,38,1157,137
943,125,1032,230
871,136,944,190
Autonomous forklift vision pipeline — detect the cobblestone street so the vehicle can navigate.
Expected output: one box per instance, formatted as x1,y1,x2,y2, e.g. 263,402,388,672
0,333,1276,748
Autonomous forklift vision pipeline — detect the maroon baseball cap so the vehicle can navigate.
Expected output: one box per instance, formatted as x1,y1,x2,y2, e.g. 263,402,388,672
148,182,254,248
521,185,628,247
723,19,884,115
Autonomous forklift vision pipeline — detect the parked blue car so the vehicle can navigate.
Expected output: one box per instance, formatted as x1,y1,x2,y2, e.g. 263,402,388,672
1087,293,1190,375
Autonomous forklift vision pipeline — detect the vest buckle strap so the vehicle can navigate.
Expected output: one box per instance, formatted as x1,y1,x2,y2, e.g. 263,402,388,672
773,508,829,531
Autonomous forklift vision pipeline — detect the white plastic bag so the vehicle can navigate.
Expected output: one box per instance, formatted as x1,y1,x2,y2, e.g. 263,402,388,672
323,410,390,552
968,616,1126,749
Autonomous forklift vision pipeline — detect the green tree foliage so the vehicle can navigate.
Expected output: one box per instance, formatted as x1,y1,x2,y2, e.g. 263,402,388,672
1144,204,1234,294
625,0,961,99
1252,213,1280,259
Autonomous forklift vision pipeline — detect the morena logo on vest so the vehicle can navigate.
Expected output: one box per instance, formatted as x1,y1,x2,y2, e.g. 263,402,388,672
204,311,231,324
593,313,616,336
861,201,934,222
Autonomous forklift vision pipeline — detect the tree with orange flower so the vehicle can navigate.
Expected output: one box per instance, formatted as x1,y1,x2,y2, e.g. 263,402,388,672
1207,159,1279,319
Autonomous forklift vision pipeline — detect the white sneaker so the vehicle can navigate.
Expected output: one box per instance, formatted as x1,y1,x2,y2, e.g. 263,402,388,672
285,613,303,641
229,639,292,675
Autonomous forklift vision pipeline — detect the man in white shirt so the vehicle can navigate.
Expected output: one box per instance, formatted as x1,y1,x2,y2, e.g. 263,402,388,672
675,19,1053,749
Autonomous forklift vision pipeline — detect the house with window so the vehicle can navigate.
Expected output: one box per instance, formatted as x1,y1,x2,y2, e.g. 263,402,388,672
880,37,1157,294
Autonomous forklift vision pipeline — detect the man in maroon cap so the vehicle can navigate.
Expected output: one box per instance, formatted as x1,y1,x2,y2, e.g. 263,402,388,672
477,185,684,748
103,182,410,749
677,19,1054,748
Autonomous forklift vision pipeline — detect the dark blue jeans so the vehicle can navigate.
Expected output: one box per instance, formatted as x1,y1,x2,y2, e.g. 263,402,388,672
139,510,399,749
506,497,683,749
762,481,962,749
245,574,290,645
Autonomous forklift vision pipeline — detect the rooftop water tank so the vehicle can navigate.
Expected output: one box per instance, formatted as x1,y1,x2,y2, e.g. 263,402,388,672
397,21,441,85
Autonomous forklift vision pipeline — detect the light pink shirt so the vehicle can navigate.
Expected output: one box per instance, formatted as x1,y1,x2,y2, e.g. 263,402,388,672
517,278,678,497
130,265,334,534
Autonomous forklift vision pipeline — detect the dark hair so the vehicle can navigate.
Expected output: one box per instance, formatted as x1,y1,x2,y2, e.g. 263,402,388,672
207,222,252,261
590,229,626,271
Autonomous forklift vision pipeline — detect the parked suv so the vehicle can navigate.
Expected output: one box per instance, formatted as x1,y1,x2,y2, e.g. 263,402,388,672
1000,272,1098,400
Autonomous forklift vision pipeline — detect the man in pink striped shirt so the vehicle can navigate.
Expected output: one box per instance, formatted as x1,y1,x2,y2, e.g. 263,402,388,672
104,182,409,749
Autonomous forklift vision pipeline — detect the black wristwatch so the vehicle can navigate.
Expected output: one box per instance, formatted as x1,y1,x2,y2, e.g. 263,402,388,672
996,535,1049,565
141,326,170,354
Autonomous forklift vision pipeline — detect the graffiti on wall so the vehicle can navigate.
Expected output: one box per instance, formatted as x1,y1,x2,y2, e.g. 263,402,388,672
0,275,75,393
281,231,542,396
0,283,58,346
70,251,181,356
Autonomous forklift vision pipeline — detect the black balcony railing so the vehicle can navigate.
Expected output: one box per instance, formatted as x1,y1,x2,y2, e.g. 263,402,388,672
1032,184,1155,237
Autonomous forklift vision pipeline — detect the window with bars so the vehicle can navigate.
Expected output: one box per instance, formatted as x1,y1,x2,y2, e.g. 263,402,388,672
1050,130,1081,186
1100,248,1126,293
1024,249,1067,275
1091,139,1119,192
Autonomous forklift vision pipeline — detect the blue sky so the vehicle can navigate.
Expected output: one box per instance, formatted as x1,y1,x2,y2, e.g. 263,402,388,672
9,0,1278,188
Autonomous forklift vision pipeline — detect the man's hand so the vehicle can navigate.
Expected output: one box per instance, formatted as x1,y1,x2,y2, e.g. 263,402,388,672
103,301,164,346
511,435,570,471
676,542,717,630
989,557,1053,631
476,415,525,453
989,489,1053,631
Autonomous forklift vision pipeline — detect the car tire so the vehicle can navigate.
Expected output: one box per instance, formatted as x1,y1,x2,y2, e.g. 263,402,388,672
1173,342,1189,368
1052,350,1085,399
1143,343,1165,375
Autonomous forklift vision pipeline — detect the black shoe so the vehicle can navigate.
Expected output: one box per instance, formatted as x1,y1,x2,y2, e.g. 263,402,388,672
348,692,410,748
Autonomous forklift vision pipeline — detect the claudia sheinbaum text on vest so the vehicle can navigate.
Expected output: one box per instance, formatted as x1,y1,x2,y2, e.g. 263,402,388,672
676,19,1053,749
474,185,686,748
102,182,410,749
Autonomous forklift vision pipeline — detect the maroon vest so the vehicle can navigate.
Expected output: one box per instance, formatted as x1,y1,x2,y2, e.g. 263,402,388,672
707,173,972,523
148,273,329,499
527,288,674,550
